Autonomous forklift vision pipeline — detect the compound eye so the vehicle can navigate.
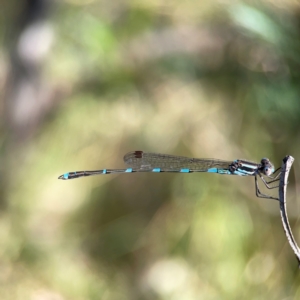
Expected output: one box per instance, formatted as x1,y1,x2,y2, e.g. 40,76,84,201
264,166,272,176
261,158,269,165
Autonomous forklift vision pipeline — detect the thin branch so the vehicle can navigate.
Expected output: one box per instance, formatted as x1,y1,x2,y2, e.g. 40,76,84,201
278,155,300,267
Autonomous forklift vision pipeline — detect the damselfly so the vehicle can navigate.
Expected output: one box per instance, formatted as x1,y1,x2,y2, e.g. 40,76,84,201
58,150,281,200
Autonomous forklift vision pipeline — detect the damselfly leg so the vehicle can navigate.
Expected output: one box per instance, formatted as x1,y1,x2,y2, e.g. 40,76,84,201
258,167,283,191
255,174,279,201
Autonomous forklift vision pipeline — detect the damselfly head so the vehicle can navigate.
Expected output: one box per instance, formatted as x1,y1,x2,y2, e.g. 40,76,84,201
260,158,274,176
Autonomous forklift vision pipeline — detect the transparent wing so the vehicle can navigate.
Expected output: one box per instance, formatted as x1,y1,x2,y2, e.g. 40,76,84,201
123,151,233,171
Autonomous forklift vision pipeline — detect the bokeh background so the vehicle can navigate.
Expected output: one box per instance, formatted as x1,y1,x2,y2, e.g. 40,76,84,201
1,0,300,299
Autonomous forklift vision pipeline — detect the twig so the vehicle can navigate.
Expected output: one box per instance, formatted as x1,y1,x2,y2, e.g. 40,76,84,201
278,155,300,267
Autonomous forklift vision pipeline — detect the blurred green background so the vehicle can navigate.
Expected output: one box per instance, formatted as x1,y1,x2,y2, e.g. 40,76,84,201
1,0,300,299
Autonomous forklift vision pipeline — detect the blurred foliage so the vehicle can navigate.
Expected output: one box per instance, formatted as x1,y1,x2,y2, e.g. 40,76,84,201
1,0,300,299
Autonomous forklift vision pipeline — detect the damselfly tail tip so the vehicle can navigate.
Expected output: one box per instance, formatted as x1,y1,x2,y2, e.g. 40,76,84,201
58,173,68,180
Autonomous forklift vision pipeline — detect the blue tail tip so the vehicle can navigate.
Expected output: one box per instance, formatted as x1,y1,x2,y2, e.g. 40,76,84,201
58,173,69,180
